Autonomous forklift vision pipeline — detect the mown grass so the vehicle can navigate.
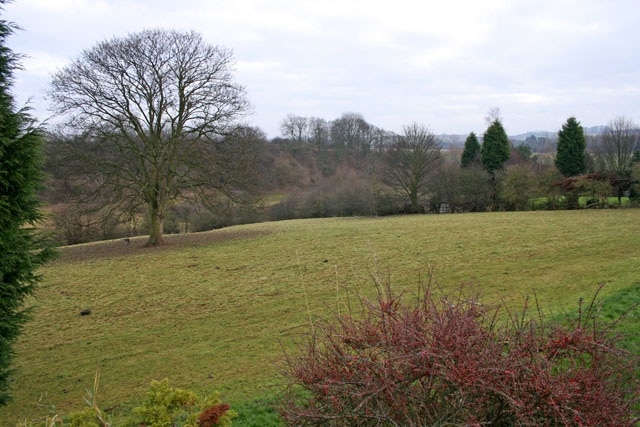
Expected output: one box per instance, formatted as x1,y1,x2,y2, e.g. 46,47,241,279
2,210,639,426
596,282,640,355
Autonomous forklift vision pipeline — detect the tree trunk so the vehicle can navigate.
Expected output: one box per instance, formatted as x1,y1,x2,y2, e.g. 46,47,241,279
146,212,165,246
409,187,421,213
146,193,166,246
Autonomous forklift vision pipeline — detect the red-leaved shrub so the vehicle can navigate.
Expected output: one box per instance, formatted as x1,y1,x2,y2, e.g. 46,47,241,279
282,282,639,426
197,402,231,427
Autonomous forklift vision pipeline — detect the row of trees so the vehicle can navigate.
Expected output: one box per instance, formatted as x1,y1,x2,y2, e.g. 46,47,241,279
281,110,639,183
280,112,394,155
273,113,639,215
282,109,639,172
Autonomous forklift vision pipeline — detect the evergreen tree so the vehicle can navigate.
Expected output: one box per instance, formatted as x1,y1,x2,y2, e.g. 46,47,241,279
555,117,586,177
0,2,53,404
481,120,510,174
460,132,481,168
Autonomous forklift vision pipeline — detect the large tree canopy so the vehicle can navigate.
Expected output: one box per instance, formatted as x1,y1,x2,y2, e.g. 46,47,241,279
49,29,250,245
330,113,376,156
0,0,53,404
555,117,586,177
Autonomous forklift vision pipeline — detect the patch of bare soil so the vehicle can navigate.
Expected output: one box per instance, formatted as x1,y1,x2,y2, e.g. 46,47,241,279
53,229,270,263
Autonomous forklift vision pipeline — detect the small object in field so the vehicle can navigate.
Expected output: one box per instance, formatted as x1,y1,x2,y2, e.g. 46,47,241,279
123,238,130,245
80,309,92,316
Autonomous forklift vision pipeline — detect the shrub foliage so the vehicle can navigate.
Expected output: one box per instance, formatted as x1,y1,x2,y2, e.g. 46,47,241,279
282,282,639,426
134,378,236,427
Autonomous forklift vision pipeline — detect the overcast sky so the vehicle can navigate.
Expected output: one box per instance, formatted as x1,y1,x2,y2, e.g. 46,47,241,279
4,0,640,138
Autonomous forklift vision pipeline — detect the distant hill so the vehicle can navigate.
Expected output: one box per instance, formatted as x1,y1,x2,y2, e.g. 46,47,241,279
439,125,605,149
510,125,605,141
584,125,608,135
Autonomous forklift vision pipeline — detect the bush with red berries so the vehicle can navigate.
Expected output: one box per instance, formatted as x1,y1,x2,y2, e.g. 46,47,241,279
282,282,639,426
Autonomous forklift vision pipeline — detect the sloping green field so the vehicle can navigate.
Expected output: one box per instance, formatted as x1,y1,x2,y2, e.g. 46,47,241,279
2,210,639,425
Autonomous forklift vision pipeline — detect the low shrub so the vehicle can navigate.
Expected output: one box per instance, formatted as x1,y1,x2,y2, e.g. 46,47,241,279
282,281,639,426
133,378,198,426
17,378,236,427
134,379,236,427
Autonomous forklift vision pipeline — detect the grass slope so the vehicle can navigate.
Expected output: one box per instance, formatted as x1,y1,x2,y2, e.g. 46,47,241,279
2,210,639,425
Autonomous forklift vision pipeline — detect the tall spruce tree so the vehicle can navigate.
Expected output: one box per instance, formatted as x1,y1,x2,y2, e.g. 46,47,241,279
460,132,481,168
0,1,53,404
556,117,586,177
481,120,510,174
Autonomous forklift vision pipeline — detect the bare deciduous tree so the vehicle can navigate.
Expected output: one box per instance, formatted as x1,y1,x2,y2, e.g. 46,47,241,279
484,107,502,125
49,29,250,245
280,114,309,143
385,123,442,212
330,112,372,154
595,116,640,175
308,117,330,146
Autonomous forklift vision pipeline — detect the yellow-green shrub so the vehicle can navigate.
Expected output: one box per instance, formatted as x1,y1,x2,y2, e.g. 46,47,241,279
134,379,236,427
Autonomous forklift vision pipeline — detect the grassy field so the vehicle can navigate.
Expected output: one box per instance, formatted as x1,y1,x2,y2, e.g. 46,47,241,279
2,210,639,425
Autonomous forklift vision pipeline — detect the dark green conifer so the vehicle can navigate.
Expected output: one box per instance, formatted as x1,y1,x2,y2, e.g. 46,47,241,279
555,117,586,177
481,120,510,174
0,1,53,404
460,132,481,168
